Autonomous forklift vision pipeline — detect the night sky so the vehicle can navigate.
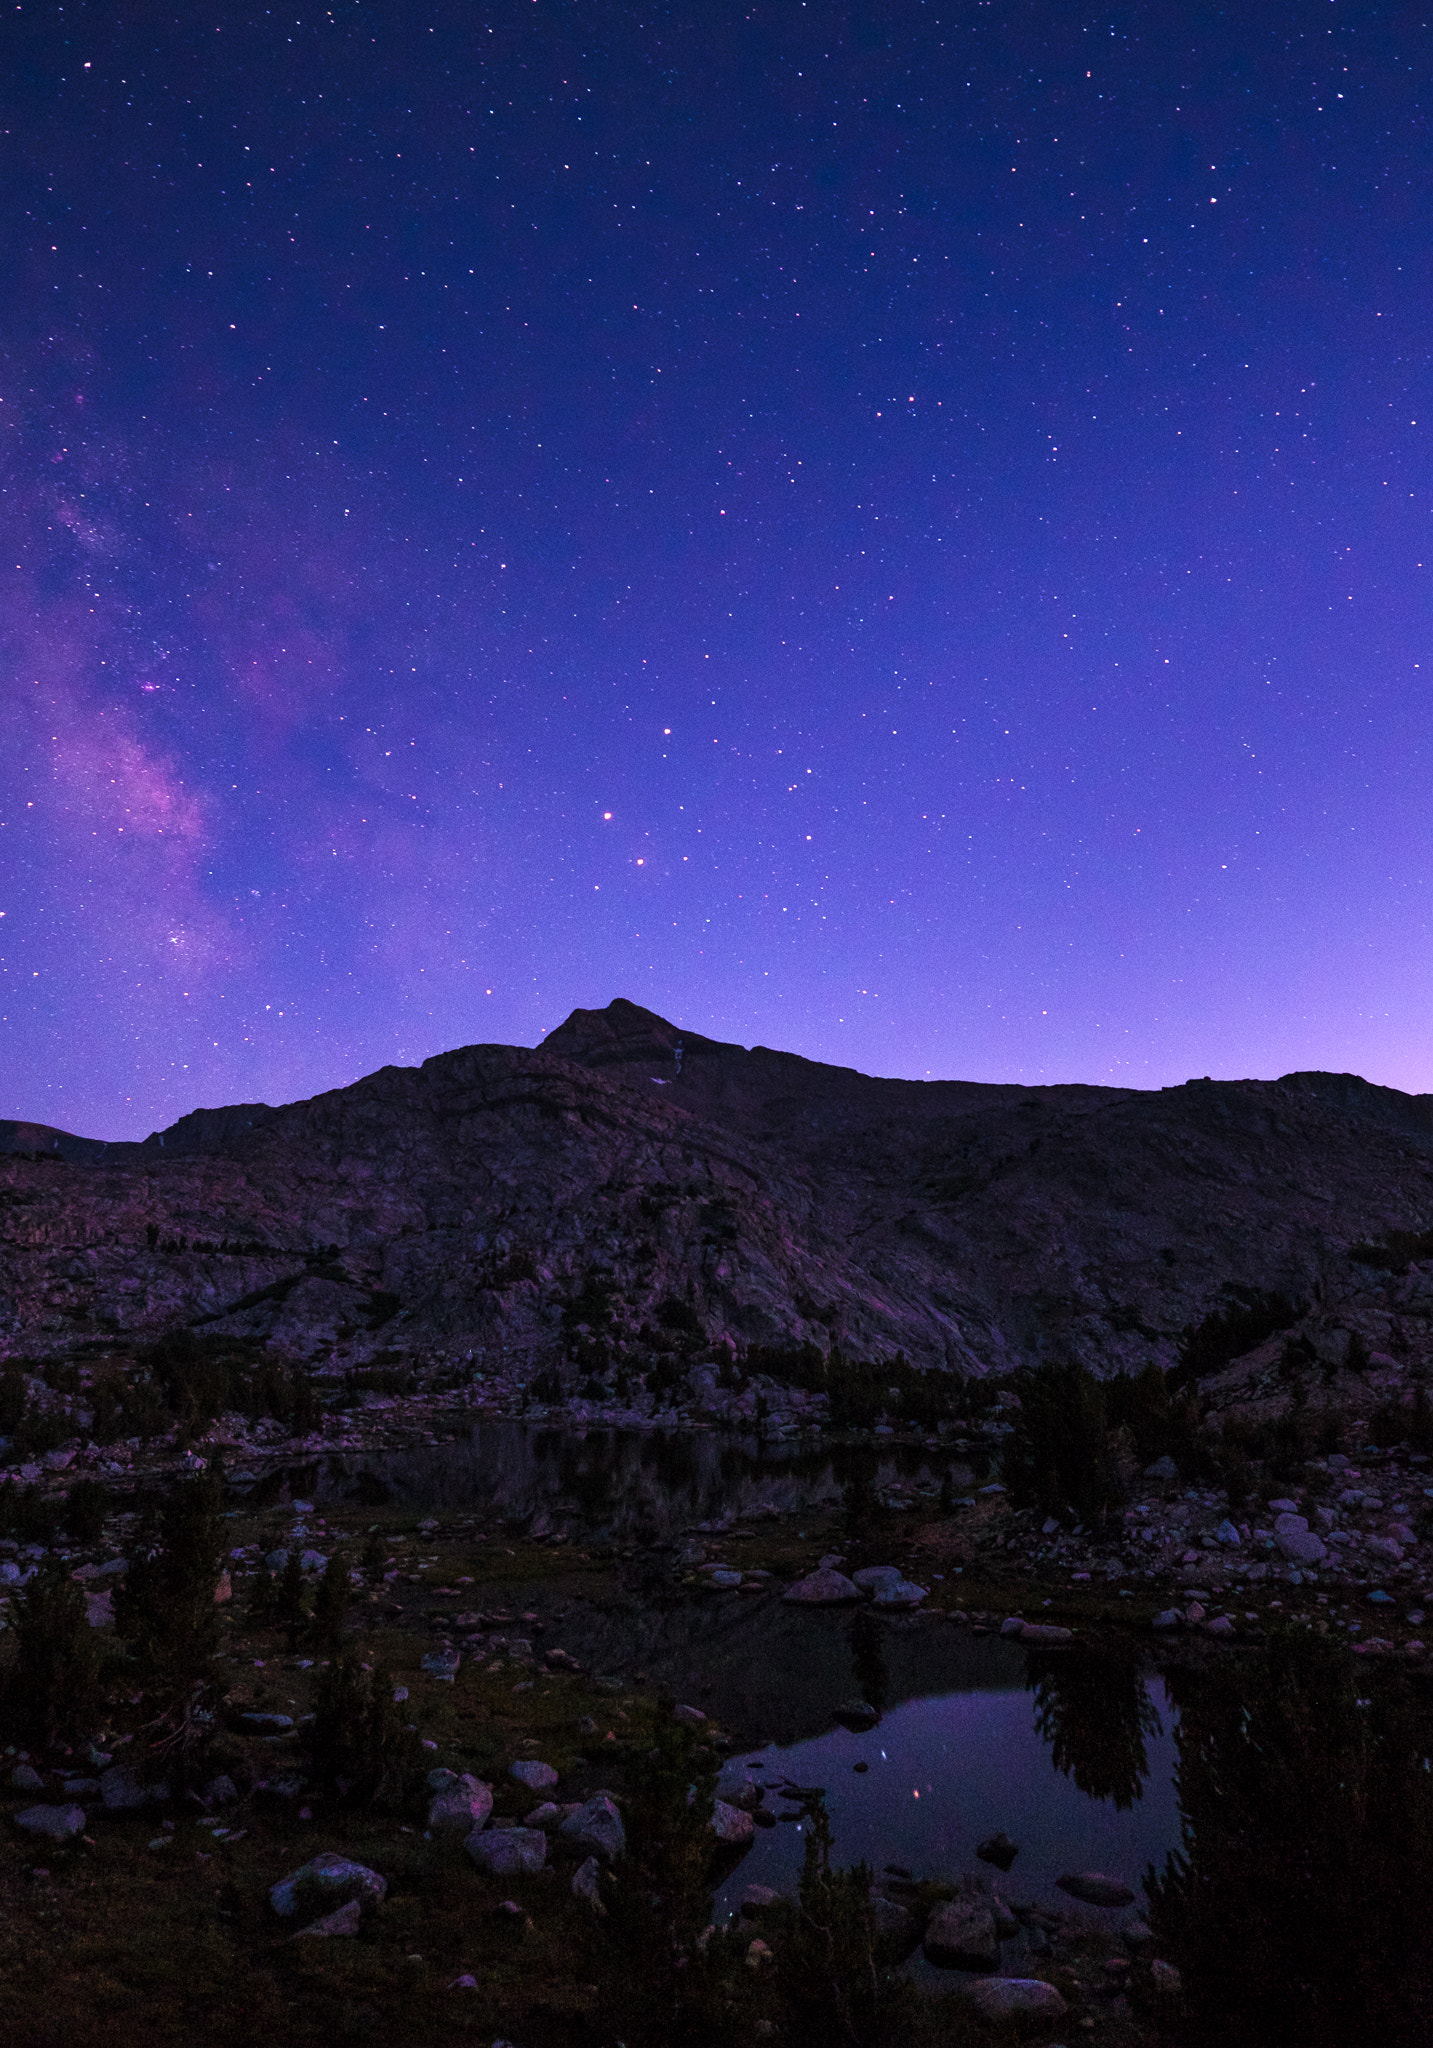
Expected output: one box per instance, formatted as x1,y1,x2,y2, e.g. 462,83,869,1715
1,2,1428,1139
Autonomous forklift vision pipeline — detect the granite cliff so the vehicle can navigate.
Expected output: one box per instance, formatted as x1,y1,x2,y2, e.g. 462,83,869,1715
2,998,1432,1396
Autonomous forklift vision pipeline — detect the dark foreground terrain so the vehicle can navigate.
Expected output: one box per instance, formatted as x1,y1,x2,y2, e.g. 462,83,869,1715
3,1005,1433,2042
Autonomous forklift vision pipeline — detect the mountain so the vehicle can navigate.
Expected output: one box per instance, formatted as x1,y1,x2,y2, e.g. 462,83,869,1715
2,998,1431,1385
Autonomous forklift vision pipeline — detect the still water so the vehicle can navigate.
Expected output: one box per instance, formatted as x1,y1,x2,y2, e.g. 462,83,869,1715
712,1669,1181,1927
238,1417,973,1538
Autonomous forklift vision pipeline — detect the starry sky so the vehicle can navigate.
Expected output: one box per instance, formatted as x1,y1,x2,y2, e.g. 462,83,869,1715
1,1,1429,1139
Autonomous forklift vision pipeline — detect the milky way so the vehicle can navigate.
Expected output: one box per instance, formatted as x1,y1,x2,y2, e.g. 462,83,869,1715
0,2,1428,1137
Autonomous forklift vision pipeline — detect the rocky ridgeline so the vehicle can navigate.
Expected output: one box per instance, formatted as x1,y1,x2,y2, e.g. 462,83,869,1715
2,999,1433,1424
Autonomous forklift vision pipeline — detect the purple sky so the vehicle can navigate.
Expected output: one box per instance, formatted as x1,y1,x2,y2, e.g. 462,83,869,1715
1,2,1429,1140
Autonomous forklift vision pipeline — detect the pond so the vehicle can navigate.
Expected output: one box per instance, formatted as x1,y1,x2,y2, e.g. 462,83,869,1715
710,1659,1181,1943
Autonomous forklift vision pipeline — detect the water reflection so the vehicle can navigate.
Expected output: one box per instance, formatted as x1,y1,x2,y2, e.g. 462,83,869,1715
243,1418,967,1541
1150,1635,1433,2048
846,1606,889,1717
1027,1642,1163,1810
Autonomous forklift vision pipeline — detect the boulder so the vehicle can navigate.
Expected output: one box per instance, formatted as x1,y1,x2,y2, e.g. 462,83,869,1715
832,1699,880,1731
9,1764,44,1793
1018,1622,1073,1644
966,1978,1067,2022
100,1765,169,1810
923,1899,1001,1970
782,1568,862,1605
14,1804,84,1841
428,1775,494,1835
1151,1609,1184,1632
852,1566,928,1609
715,1760,765,1809
869,1893,915,1943
572,1855,604,1911
1055,1871,1135,1908
1275,1528,1328,1566
270,1853,387,1919
526,1802,565,1830
1143,1456,1178,1481
508,1759,559,1793
292,1899,362,1939
710,1799,755,1847
465,1826,546,1877
975,1832,1019,1871
560,1793,626,1862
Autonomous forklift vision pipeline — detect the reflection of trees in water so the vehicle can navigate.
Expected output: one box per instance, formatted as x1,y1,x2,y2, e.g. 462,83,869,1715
846,1606,888,1714
1150,1636,1433,2048
1027,1644,1161,1810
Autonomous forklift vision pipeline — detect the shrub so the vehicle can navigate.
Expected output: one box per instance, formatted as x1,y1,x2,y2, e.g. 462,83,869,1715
309,1551,350,1646
60,1477,108,1544
306,1654,425,1809
1002,1360,1122,1517
113,1470,223,1693
7,1567,103,1745
1172,1291,1300,1390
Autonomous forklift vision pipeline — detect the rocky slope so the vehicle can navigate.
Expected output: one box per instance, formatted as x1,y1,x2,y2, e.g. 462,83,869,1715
2,999,1432,1398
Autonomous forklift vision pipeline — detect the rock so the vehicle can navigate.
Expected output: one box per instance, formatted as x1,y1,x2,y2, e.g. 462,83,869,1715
832,1699,880,1731
241,1713,294,1732
1275,1528,1328,1566
1018,1622,1073,1644
740,1884,781,1918
710,1799,755,1847
508,1759,559,1792
1150,1958,1184,1996
1214,1519,1242,1547
298,1550,327,1573
706,1569,743,1589
989,1893,1019,1940
449,1973,480,1990
975,1832,1019,1871
1056,1871,1135,1908
292,1899,362,1939
1143,1455,1178,1480
672,1703,707,1725
869,1894,916,1948
421,1647,460,1682
84,1591,114,1628
100,1765,169,1810
715,1760,765,1809
428,1776,494,1835
745,1937,774,1969
999,1615,1026,1637
560,1794,626,1862
427,1767,459,1791
526,1801,564,1830
852,1565,928,1608
782,1568,861,1605
9,1764,44,1793
465,1827,547,1877
14,1804,84,1841
1206,1615,1237,1638
269,1853,387,1919
966,1978,1067,2022
1151,1609,1184,1631
1123,1919,1153,1949
265,1550,289,1573
923,1899,1001,1969
204,1775,239,1806
572,1855,604,1910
